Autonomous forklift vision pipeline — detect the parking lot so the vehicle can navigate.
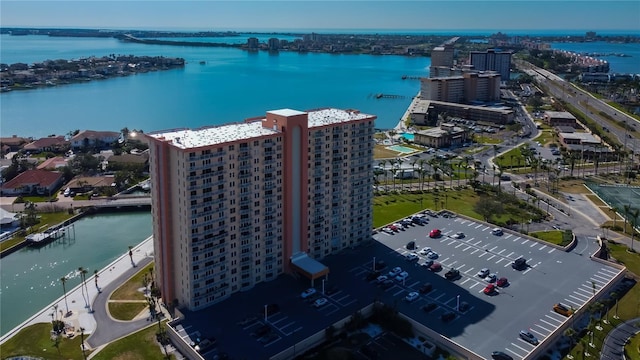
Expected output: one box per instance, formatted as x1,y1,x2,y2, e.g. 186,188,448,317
171,210,624,360
368,211,624,359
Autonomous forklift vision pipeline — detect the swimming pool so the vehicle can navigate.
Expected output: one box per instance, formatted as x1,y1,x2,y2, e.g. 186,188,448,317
387,145,417,154
400,133,415,141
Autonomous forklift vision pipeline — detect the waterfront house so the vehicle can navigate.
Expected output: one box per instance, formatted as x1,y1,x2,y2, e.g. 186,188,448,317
65,175,115,195
0,136,29,154
22,136,69,154
414,123,467,149
36,157,68,170
70,130,120,150
0,169,63,196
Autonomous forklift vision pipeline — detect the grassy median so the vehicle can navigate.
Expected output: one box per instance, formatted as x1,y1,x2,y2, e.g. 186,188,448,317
0,323,92,360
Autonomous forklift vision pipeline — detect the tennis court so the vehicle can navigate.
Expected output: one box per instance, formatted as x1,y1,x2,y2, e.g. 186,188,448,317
586,183,640,215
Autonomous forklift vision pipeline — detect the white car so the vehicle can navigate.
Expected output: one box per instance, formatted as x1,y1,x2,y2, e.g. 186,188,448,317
313,298,328,308
418,247,432,256
477,268,490,278
427,251,439,260
395,271,409,282
491,228,503,236
376,275,388,284
301,288,317,299
405,253,419,262
405,291,419,302
452,232,465,239
484,273,497,283
388,267,402,277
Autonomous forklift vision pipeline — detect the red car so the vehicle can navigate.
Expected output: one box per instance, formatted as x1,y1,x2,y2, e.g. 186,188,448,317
496,277,509,287
429,229,441,238
429,262,442,272
483,283,496,295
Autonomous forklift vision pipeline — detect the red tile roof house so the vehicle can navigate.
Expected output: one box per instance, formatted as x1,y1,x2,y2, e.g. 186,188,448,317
23,136,69,154
70,130,120,150
1,169,63,197
37,156,68,170
0,136,29,154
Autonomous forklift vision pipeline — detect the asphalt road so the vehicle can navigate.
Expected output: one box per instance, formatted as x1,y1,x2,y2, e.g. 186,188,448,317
86,256,154,349
600,318,640,360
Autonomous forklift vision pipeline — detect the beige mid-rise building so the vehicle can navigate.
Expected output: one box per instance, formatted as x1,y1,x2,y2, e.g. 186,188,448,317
145,108,375,311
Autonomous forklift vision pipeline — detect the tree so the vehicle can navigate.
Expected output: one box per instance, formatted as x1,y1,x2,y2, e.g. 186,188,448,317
94,269,100,292
60,276,70,316
78,267,87,308
629,207,639,252
129,245,134,266
473,196,504,222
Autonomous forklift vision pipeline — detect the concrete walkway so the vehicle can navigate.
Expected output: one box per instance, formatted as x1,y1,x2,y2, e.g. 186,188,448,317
0,236,156,349
600,318,640,359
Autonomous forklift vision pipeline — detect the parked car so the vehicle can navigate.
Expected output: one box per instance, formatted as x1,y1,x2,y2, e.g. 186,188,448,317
418,247,432,256
429,262,442,272
497,277,509,287
484,273,497,283
381,279,394,289
374,260,387,270
484,283,497,295
419,283,433,294
477,268,490,278
405,291,419,302
421,259,434,268
445,268,460,280
440,311,456,322
429,229,441,238
459,301,469,312
512,258,527,270
491,228,503,236
491,351,514,360
406,241,416,250
427,251,439,259
313,298,328,308
395,271,409,282
519,330,539,345
405,253,419,262
301,288,317,299
366,270,382,281
388,267,402,277
452,232,465,239
553,303,574,316
376,275,389,284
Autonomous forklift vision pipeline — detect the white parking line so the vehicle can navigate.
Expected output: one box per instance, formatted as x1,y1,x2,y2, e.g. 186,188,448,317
523,267,532,275
506,251,514,258
599,267,619,276
470,249,479,255
482,226,491,231
487,255,496,261
464,267,475,274
461,278,470,285
408,281,420,288
576,288,593,297
448,240,457,245
393,289,405,296
335,294,351,302
478,252,487,258
324,307,341,317
469,282,480,289
348,266,361,273
497,249,506,255
328,290,343,298
504,234,512,239
475,224,484,229
465,237,475,243
548,248,555,254
495,258,505,264
539,244,547,251
539,319,558,328
521,239,529,245
489,246,498,252
592,273,610,282
473,240,482,246
463,246,472,251
341,299,357,307
544,314,564,324
504,262,512,268
530,242,538,248
506,347,526,357
508,343,531,353
455,243,465,248
570,294,588,302
513,237,521,242
589,277,606,285
433,293,447,301
530,327,547,337
564,298,582,306
447,260,458,268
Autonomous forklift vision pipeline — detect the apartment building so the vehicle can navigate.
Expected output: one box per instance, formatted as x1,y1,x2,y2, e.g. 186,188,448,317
469,49,512,81
420,72,501,103
146,108,375,311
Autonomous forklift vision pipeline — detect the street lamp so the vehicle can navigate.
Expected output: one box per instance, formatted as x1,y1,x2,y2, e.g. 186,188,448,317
456,295,460,311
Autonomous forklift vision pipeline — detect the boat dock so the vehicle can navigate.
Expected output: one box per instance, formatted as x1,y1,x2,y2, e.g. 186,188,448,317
25,226,72,247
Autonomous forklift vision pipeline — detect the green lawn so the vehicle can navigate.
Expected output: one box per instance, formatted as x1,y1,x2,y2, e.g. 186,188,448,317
0,323,91,360
530,230,563,245
108,302,148,321
627,332,640,360
90,322,174,360
110,262,154,301
564,243,640,359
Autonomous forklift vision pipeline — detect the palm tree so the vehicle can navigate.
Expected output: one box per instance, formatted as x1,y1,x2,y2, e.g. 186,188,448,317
94,269,100,292
77,267,87,307
629,208,639,252
623,204,631,234
60,276,70,316
610,207,619,229
417,159,426,191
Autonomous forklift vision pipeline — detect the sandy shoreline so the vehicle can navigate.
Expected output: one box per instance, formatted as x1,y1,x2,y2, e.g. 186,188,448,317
394,91,421,132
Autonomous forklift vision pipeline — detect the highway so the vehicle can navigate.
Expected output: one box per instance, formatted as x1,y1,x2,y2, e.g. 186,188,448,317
518,61,639,155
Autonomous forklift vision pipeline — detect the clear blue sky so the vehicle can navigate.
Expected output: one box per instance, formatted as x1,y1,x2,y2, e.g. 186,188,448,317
2,1,639,32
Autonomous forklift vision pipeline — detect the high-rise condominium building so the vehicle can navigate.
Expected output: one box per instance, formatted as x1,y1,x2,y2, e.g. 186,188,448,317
429,44,455,77
420,72,501,103
146,108,376,311
469,49,512,81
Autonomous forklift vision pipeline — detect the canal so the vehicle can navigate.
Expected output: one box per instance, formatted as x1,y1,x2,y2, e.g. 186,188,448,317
0,210,152,336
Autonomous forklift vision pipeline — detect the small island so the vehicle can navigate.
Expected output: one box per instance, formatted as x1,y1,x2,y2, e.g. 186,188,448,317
0,55,185,92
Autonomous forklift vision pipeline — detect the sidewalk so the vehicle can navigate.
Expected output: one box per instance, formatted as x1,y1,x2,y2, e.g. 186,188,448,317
0,236,155,345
